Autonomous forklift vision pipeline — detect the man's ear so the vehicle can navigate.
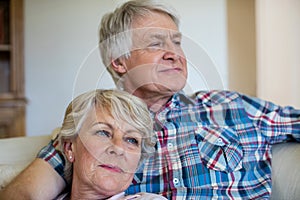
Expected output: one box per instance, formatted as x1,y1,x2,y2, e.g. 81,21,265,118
111,58,127,74
64,140,75,162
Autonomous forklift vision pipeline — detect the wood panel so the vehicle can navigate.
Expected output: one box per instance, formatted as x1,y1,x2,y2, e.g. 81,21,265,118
0,0,25,138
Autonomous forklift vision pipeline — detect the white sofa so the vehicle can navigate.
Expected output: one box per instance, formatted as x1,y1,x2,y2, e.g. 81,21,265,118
0,135,299,199
0,135,51,189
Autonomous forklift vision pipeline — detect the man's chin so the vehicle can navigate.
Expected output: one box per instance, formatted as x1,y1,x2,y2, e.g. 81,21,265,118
163,83,185,93
124,81,185,96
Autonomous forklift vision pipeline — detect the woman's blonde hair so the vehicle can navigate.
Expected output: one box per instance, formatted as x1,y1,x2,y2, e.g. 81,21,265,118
57,89,155,184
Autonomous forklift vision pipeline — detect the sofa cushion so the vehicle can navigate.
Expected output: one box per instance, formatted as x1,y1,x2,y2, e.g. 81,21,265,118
0,164,28,190
0,135,51,189
271,142,300,200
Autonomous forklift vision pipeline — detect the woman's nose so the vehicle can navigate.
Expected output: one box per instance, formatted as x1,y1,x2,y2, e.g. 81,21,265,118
107,139,125,156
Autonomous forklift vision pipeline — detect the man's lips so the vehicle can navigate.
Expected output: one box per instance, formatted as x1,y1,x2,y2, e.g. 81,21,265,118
99,164,124,173
159,67,182,73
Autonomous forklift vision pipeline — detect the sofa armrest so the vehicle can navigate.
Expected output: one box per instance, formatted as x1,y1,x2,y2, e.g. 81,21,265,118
271,142,300,200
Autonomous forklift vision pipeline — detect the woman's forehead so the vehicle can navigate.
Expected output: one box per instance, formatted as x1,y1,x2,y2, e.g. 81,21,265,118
87,107,139,132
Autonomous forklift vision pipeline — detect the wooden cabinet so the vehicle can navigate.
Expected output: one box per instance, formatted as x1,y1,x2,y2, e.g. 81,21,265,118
0,0,25,138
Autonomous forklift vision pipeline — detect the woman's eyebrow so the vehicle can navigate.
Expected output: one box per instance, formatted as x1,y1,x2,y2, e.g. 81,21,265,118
124,129,141,135
92,122,113,129
93,122,139,135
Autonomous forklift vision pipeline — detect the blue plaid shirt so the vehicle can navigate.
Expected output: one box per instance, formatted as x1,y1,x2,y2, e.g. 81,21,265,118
38,90,300,199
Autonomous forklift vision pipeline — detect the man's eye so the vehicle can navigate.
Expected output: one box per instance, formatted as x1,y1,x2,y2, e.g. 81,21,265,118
149,42,162,47
126,137,139,146
151,43,160,46
173,40,181,46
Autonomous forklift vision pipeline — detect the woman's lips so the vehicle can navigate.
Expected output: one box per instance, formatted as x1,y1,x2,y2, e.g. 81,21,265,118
99,164,123,173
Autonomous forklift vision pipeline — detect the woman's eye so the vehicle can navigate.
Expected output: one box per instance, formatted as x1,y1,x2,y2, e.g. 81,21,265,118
126,137,139,146
96,130,111,138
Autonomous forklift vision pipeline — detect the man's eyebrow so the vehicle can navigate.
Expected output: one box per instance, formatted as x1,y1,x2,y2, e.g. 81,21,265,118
172,32,182,38
149,31,182,40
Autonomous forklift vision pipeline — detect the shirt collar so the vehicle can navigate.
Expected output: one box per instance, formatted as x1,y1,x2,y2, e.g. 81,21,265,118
150,91,196,121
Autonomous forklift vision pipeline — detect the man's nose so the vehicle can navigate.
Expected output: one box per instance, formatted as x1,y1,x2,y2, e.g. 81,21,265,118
163,41,181,61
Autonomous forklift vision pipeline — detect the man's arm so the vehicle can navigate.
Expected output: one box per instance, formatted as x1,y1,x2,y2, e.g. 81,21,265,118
0,158,65,200
241,93,300,143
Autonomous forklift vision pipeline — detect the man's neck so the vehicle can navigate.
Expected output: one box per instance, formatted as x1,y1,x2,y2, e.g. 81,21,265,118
147,96,171,113
132,90,174,113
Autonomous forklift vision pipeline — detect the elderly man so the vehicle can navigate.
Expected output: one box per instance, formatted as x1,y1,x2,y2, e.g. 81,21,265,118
1,0,299,199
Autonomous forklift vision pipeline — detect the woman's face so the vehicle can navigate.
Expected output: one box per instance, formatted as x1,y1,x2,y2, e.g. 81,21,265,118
69,107,142,197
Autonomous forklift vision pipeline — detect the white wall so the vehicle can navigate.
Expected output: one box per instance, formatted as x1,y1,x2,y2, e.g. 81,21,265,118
25,0,228,136
256,0,300,108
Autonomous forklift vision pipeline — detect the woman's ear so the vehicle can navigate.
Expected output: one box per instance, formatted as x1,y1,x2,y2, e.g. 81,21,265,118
64,140,75,162
111,58,127,74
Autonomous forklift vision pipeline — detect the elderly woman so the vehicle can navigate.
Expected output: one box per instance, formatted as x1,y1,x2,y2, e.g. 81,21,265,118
55,89,166,200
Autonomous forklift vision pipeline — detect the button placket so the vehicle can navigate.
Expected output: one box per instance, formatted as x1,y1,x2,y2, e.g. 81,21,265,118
164,122,183,188
167,142,174,150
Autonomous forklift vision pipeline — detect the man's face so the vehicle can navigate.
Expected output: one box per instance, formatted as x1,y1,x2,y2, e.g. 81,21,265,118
118,11,187,97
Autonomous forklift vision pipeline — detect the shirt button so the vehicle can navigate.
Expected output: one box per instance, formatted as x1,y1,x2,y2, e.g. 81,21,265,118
167,142,173,149
216,138,224,146
173,178,179,186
